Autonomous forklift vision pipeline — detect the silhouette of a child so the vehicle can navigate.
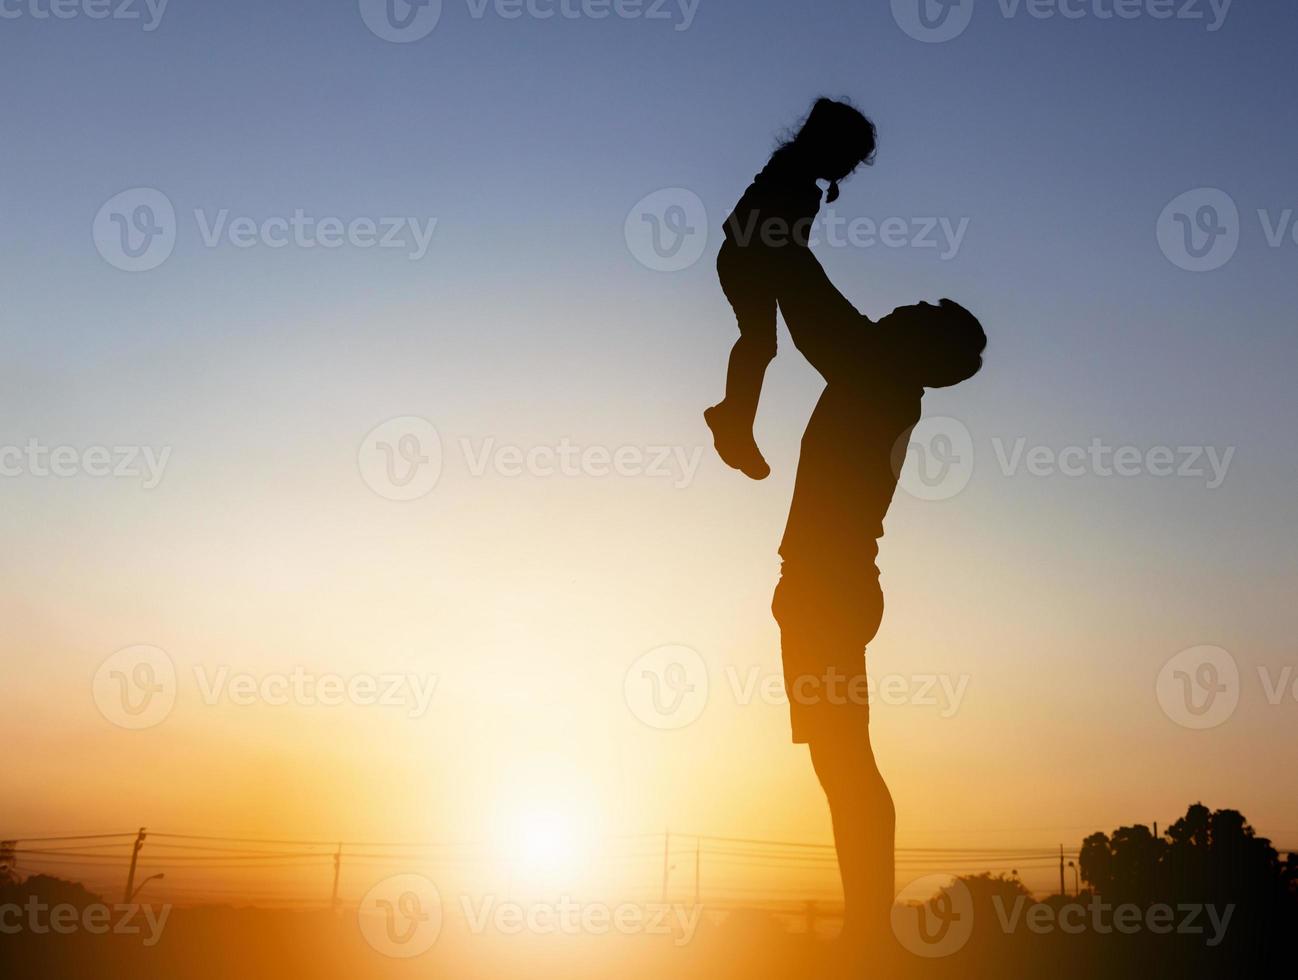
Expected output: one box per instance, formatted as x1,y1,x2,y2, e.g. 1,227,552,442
706,98,878,479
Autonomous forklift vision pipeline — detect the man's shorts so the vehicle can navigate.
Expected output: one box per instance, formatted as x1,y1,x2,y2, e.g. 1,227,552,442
771,561,884,745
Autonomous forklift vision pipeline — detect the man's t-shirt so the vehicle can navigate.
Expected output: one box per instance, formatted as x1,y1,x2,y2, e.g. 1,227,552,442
779,371,923,577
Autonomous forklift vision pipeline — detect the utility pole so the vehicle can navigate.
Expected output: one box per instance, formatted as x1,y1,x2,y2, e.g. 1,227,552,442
123,827,147,904
660,831,670,904
330,844,342,913
1058,845,1065,898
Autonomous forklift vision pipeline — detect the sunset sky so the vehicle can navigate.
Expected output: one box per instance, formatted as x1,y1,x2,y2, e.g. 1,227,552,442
3,0,1297,906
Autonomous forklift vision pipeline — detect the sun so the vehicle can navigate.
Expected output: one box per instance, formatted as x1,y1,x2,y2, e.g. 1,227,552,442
507,806,581,875
486,758,604,890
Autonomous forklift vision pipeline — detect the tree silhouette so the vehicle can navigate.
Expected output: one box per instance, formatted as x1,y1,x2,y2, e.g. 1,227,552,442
1076,802,1297,973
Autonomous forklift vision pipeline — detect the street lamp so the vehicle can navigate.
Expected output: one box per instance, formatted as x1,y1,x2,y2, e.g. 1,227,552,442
129,873,165,902
1067,861,1079,897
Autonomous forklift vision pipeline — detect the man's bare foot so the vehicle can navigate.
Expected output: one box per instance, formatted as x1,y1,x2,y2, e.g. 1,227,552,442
705,404,770,480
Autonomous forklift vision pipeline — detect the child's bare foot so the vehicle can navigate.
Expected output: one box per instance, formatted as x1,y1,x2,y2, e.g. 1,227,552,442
705,404,770,480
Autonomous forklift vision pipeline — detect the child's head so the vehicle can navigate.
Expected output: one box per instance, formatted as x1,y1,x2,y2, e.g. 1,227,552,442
782,98,878,191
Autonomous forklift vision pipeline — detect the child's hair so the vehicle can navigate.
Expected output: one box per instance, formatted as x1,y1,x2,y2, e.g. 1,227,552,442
778,98,878,202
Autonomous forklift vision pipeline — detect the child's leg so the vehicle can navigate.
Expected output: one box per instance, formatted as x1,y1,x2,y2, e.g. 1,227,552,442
711,241,778,479
717,241,778,421
722,320,777,428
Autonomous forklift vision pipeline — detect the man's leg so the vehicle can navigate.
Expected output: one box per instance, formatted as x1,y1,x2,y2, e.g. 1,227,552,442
774,566,893,953
808,721,895,948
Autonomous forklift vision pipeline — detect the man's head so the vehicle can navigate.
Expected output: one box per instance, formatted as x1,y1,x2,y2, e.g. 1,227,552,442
878,299,986,389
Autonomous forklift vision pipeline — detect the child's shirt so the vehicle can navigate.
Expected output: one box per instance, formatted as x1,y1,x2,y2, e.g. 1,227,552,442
723,148,824,252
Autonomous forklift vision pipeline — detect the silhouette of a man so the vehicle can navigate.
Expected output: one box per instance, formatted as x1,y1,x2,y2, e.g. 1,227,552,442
769,249,985,950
